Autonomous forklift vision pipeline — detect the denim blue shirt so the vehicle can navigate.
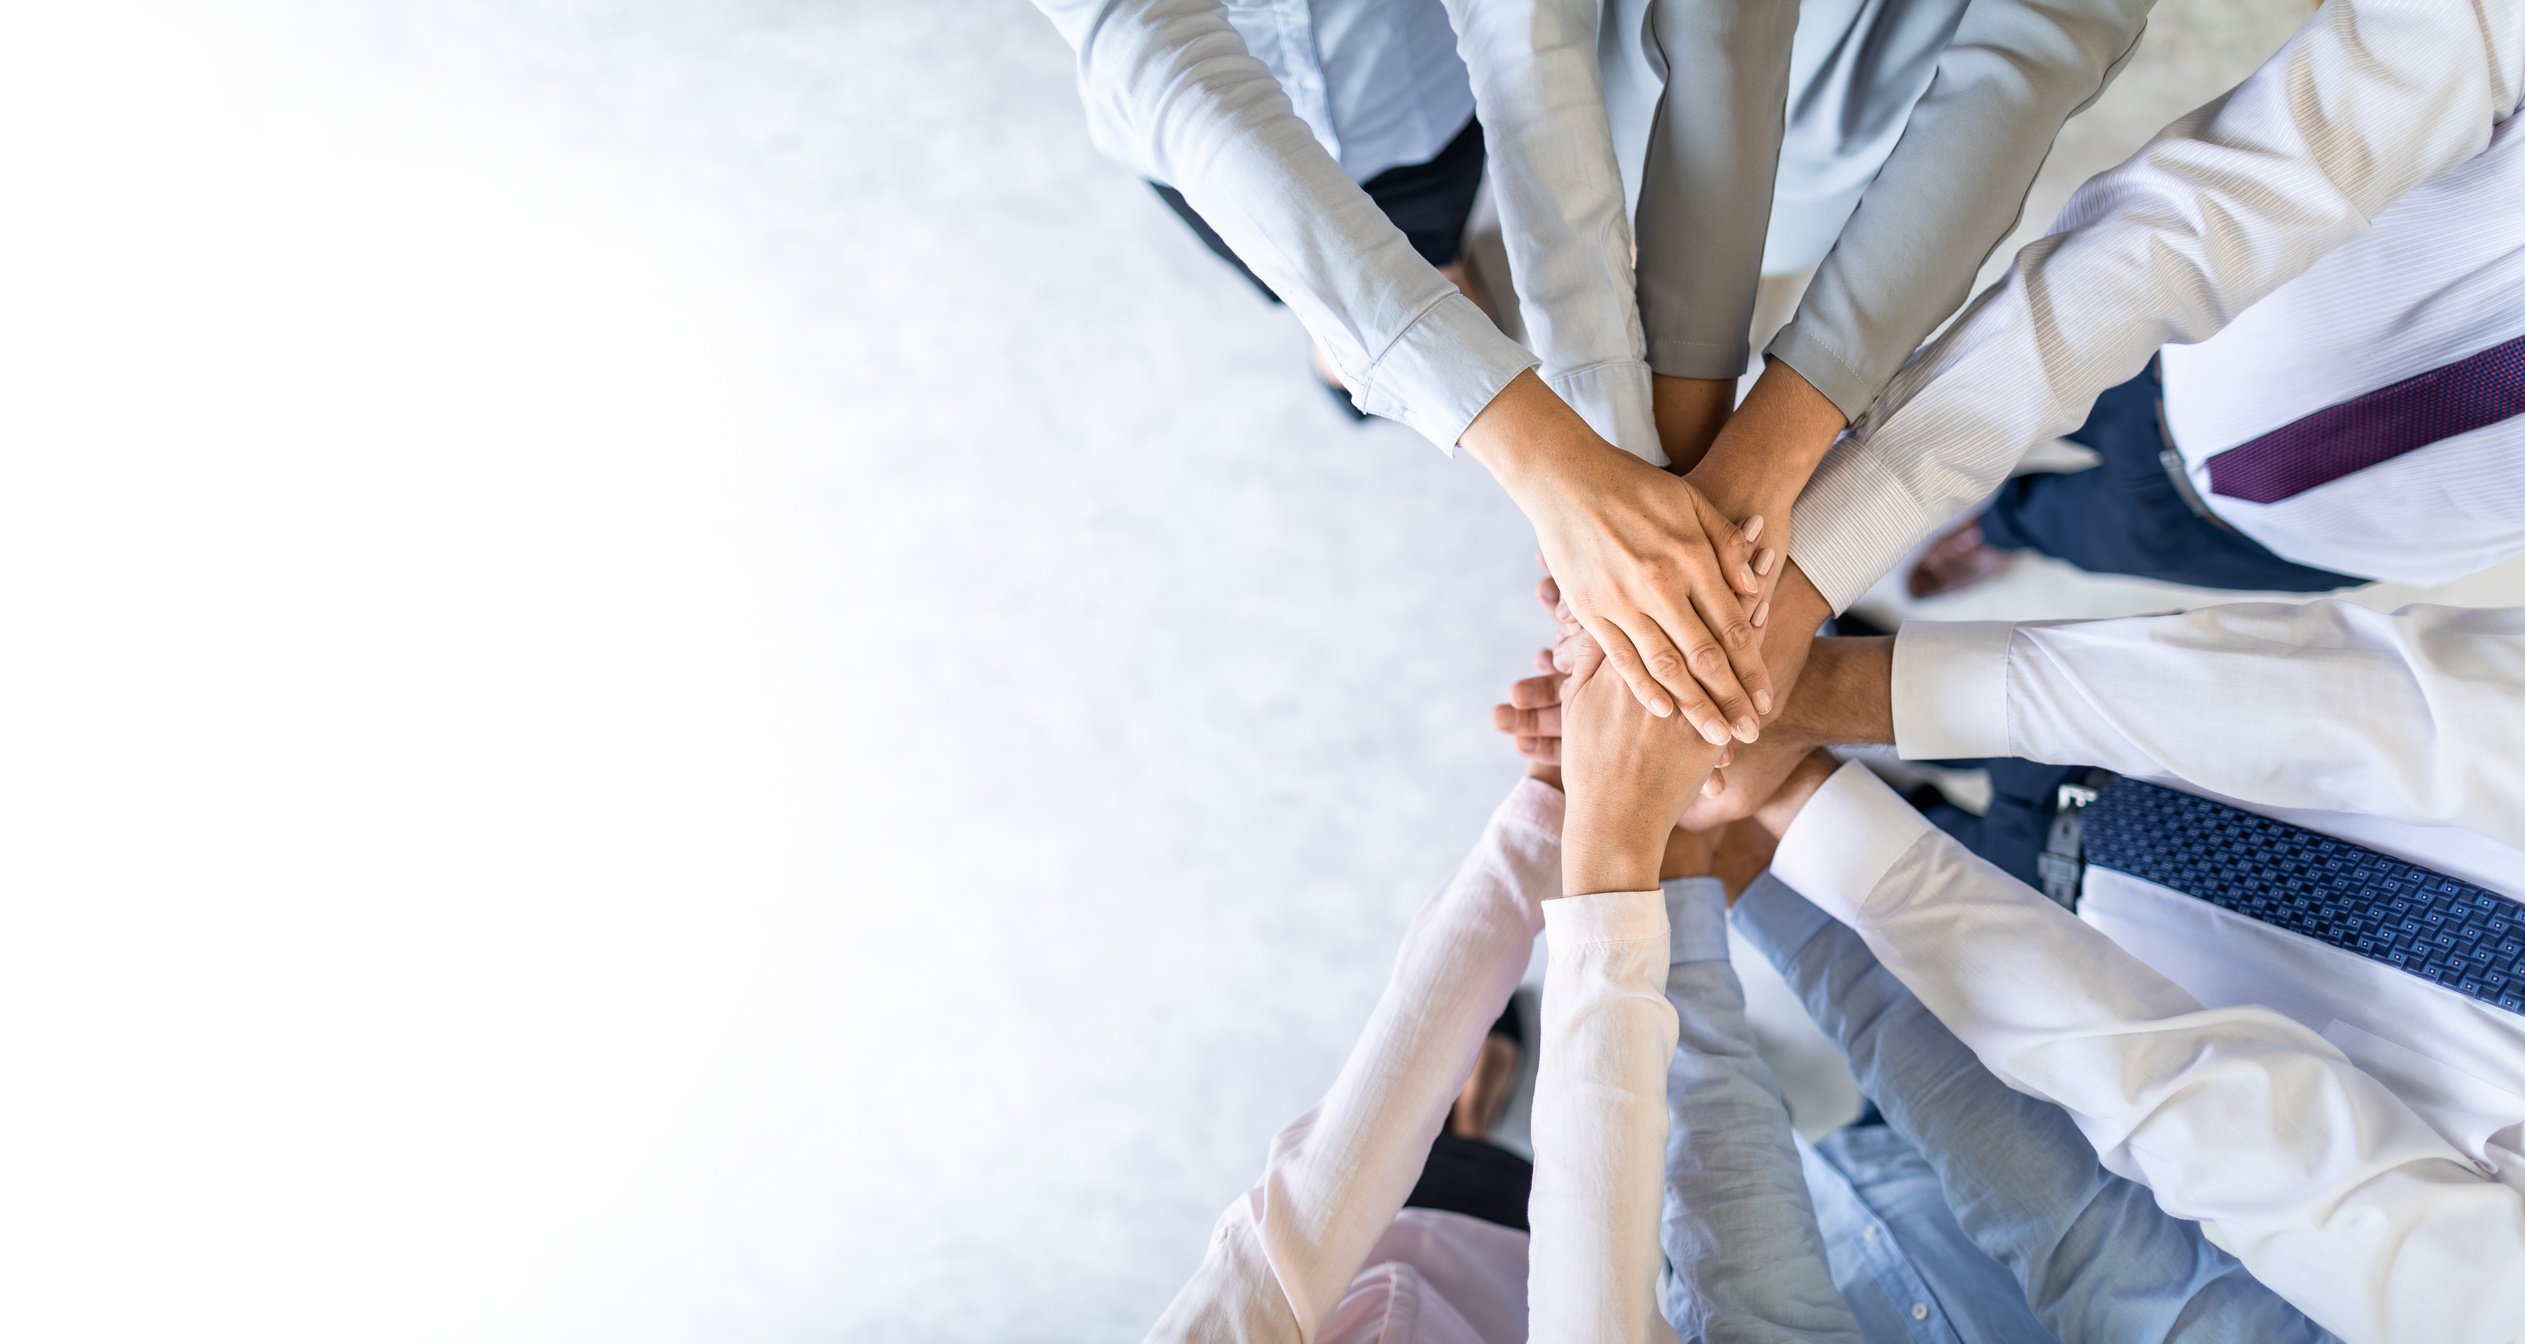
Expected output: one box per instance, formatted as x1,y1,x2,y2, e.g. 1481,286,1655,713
1732,875,2338,1344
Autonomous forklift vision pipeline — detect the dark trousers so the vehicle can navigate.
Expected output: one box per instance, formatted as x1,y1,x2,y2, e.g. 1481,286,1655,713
1148,118,1488,304
1977,365,2363,592
1916,758,2090,891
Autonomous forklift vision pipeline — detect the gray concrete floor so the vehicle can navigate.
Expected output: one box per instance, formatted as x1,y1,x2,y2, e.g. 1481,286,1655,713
42,2,2525,1341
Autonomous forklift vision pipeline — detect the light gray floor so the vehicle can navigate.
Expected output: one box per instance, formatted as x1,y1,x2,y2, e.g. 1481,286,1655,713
22,3,2525,1342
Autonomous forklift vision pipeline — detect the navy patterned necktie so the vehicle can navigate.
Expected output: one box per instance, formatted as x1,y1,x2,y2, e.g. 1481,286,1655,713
2080,780,2525,1015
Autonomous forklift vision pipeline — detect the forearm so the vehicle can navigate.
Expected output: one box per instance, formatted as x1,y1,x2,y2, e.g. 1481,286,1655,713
1532,892,1682,1344
1734,879,2332,1344
1889,603,2525,845
1769,763,2525,1342
1658,880,1861,1344
1683,364,1848,525
1150,781,1565,1339
1771,0,2153,418
1631,0,1796,382
1036,0,1536,448
1444,0,1658,459
1782,0,2521,611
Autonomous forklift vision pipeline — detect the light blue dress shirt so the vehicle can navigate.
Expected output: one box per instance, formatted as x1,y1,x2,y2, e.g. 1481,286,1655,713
1732,874,2339,1344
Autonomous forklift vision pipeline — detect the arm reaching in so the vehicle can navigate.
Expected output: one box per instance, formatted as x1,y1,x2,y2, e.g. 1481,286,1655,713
1759,759,2525,1343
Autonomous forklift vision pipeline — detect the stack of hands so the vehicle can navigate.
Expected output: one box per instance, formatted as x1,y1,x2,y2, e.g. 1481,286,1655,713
1492,563,1882,903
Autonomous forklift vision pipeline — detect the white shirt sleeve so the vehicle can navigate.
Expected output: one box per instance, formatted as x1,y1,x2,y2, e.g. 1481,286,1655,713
1530,891,1683,1344
1889,601,2525,854
1784,0,2525,612
1771,761,2525,1344
1032,0,1540,450
1145,780,1563,1343
1438,0,1659,461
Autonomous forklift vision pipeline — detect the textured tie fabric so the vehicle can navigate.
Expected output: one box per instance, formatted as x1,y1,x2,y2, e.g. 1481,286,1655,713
2080,780,2525,1015
2205,330,2525,504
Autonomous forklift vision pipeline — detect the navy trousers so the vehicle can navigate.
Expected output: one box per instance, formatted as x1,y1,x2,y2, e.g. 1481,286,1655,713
1976,365,2363,592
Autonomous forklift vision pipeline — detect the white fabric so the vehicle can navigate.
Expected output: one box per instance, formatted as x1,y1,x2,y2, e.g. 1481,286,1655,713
1530,891,1683,1344
1784,0,2525,611
2158,116,2525,585
1890,604,2525,1179
1772,761,2525,1344
1035,0,1656,454
1144,782,1681,1343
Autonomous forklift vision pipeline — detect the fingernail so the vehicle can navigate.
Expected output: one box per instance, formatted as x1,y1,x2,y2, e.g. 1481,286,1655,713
1738,567,1759,591
1651,698,1673,719
1752,600,1771,628
1754,548,1777,576
1755,689,1773,715
1733,716,1760,743
1703,774,1723,797
1697,718,1729,747
1742,515,1764,544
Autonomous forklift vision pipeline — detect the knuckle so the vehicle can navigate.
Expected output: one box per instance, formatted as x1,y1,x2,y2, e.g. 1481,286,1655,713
1722,619,1756,650
1689,643,1730,677
1646,648,1690,680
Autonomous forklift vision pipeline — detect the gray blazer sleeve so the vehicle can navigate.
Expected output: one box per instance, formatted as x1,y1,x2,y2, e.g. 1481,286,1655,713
1629,0,1799,382
1769,0,2155,418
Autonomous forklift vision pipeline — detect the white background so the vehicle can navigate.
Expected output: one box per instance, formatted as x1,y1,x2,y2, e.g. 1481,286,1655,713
4,2,2505,1341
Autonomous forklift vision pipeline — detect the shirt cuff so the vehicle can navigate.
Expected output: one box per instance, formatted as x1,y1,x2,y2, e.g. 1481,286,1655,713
1768,762,1934,927
1643,334,1753,383
1729,873,1834,969
1497,775,1567,843
1355,293,1541,452
1892,622,2017,760
1546,360,1663,466
1785,440,1919,615
1660,877,1730,964
1543,889,1670,947
1763,322,1879,423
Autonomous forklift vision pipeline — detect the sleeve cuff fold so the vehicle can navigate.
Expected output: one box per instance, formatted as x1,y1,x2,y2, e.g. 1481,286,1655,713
1543,889,1670,946
1892,622,2018,760
1787,437,1926,614
1358,293,1540,452
1764,323,1880,422
1546,360,1663,466
1768,762,1935,926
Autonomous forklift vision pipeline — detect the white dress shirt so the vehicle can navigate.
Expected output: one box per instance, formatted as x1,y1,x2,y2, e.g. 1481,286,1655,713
1146,781,1681,1343
1891,602,2525,1179
1838,600,2525,1339
1035,0,1658,457
2157,115,2525,585
1786,0,2525,611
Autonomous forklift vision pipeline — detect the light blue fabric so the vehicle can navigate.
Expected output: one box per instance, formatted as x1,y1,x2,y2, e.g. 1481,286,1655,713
1656,877,1864,1343
1211,0,1475,184
1733,875,2338,1344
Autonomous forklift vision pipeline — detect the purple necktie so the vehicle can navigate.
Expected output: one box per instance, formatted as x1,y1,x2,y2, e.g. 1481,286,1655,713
2204,331,2525,504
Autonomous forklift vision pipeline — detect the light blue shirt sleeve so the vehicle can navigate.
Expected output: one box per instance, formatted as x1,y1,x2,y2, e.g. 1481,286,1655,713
1656,877,1863,1343
1731,875,2339,1344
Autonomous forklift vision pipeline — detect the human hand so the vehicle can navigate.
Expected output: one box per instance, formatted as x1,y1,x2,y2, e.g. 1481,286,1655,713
1680,363,1849,629
1555,609,1725,896
1495,574,1735,777
1458,372,1769,744
1747,749,1842,843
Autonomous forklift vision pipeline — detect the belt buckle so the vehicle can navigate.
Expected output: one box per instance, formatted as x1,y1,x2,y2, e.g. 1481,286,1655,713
2037,782,2099,911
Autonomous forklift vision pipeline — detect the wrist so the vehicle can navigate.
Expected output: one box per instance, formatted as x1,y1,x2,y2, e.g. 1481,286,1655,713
1692,362,1849,506
1793,636,1896,747
1561,809,1668,896
1458,369,1593,499
1752,752,1839,842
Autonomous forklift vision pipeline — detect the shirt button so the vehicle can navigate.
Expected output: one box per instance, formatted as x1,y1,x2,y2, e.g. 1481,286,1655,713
1861,1225,1878,1242
1911,1304,1931,1322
